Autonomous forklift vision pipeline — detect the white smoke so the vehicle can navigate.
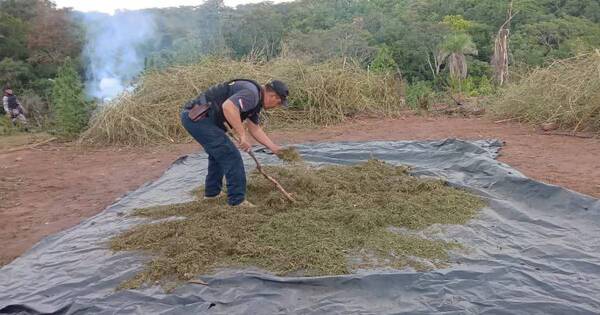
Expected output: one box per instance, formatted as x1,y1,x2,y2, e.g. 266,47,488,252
82,11,156,101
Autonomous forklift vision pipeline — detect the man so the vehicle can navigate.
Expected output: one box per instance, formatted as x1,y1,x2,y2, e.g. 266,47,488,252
3,87,28,126
180,79,289,207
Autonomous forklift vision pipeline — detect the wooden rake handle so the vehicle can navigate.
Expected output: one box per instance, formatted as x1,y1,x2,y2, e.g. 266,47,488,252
225,125,296,203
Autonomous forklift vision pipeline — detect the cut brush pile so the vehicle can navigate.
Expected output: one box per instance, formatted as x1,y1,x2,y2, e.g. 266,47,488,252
81,58,404,146
490,51,600,134
111,160,484,290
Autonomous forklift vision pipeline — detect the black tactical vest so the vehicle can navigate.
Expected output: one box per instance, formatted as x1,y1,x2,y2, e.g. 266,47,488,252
6,95,18,110
202,79,263,130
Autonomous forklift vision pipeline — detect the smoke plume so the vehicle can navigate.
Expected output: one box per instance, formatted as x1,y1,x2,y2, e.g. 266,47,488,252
82,11,156,101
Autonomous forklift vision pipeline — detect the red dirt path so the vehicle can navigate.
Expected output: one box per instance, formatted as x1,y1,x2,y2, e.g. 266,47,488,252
1,115,599,266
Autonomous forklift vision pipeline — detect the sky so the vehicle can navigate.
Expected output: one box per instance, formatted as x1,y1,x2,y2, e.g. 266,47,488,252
54,0,292,14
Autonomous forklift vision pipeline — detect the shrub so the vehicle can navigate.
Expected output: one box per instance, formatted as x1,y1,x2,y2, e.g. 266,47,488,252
51,58,91,137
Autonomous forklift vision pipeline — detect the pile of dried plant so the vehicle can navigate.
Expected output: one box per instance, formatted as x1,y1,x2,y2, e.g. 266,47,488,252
111,160,483,290
489,51,600,134
81,58,404,145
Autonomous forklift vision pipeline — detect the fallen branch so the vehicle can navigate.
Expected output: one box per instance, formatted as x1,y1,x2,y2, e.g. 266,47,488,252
188,279,208,286
1,137,57,154
225,125,296,203
494,118,518,124
539,130,597,139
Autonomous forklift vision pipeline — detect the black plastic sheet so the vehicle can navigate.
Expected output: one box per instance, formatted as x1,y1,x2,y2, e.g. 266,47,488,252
1,139,599,314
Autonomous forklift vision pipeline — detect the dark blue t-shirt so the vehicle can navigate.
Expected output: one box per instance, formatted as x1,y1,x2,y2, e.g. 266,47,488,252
226,80,261,124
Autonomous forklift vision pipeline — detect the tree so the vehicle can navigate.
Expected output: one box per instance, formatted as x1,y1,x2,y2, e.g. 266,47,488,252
371,45,398,73
0,12,29,60
51,58,89,136
284,19,375,63
436,16,478,80
0,57,34,88
27,1,81,66
224,2,285,59
0,0,39,22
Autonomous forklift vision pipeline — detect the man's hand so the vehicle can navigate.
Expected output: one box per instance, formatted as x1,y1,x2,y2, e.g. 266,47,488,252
238,134,252,152
246,121,283,154
270,145,282,155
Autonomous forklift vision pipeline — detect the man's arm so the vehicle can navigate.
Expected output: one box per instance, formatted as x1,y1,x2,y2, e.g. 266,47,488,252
246,120,281,154
222,100,251,151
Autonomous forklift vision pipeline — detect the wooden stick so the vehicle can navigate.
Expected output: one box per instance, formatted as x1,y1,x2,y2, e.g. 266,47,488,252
494,118,518,124
188,279,208,286
539,130,597,139
225,125,296,203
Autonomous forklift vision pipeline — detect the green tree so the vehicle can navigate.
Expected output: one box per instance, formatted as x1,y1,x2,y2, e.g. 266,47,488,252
0,57,33,88
437,33,478,80
0,12,29,60
51,58,89,137
0,0,39,22
443,15,473,32
371,45,398,73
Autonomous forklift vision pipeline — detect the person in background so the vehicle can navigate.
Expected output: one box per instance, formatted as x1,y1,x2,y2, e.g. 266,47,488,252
3,87,28,127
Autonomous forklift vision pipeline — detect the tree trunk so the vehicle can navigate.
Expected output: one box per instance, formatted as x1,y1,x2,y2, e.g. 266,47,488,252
491,1,514,85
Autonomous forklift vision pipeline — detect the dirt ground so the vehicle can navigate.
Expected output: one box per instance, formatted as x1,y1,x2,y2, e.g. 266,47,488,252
1,115,599,266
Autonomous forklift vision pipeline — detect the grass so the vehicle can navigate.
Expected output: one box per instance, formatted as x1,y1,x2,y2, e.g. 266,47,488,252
80,57,405,146
489,51,600,134
110,160,484,290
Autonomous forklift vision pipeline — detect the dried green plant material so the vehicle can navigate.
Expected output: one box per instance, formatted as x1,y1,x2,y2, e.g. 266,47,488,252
111,160,483,289
276,147,302,163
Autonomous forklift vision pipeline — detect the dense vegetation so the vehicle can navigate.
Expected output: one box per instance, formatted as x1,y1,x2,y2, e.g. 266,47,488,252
1,0,600,135
1,0,82,129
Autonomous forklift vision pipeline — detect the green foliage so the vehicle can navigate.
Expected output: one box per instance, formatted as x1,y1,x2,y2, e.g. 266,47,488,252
512,16,600,66
442,15,473,32
284,22,375,64
406,81,434,109
0,12,28,60
1,0,83,130
0,115,18,135
0,0,38,22
4,0,600,130
371,45,398,73
440,33,477,56
437,32,478,80
0,58,33,88
51,58,90,137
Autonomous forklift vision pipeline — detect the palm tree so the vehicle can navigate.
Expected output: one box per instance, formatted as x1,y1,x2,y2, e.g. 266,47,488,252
436,33,478,80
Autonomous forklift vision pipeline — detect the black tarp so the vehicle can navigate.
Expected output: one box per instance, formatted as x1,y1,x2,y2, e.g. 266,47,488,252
1,139,599,314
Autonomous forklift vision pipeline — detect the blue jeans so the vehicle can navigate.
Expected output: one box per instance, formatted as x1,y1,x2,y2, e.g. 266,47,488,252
181,111,246,206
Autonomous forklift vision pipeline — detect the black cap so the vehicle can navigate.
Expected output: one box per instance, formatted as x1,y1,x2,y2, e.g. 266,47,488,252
267,80,289,107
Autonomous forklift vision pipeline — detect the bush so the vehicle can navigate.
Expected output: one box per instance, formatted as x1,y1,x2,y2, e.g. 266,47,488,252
51,58,91,137
489,52,600,134
406,81,433,109
370,45,398,74
0,115,17,135
19,90,50,129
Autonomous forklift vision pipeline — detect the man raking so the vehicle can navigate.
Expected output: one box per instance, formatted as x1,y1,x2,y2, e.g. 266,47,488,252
181,79,290,207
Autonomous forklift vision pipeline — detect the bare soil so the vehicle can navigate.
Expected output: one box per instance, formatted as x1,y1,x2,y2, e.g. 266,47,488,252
1,115,599,266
